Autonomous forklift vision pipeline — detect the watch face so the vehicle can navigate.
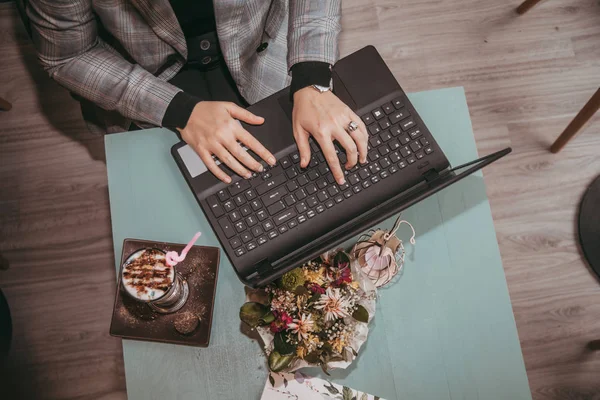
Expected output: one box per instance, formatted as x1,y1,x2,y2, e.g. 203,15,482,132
313,84,331,93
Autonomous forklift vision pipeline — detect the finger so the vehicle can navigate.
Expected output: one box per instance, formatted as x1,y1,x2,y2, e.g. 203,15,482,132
350,116,369,164
197,148,232,184
225,139,264,173
334,129,359,170
236,128,276,166
214,146,253,179
226,103,265,125
294,123,312,169
317,137,346,185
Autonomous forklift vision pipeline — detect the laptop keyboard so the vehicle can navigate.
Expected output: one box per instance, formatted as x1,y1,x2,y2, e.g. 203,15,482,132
205,96,435,257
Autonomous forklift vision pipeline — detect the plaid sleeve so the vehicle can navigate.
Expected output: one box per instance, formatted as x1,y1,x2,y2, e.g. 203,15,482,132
27,0,181,127
287,0,342,70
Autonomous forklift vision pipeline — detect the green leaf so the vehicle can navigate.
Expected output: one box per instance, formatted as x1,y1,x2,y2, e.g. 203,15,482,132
304,351,320,364
268,373,275,387
333,251,351,269
273,332,296,355
323,382,339,395
294,285,310,296
259,311,276,325
268,351,294,372
342,386,354,400
352,304,369,323
239,302,270,328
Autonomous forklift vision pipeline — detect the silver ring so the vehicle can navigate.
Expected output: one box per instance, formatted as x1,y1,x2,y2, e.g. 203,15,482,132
346,121,359,133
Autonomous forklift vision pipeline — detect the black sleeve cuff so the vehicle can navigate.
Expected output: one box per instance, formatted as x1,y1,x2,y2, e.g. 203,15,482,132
289,61,332,100
161,91,202,130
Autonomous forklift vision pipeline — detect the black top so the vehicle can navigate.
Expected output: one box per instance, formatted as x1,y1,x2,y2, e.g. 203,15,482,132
162,1,332,130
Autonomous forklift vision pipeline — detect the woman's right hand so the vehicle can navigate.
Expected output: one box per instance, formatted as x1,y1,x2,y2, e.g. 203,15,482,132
179,101,276,183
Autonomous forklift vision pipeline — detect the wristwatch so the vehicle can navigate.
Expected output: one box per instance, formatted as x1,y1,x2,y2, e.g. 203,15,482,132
311,79,333,94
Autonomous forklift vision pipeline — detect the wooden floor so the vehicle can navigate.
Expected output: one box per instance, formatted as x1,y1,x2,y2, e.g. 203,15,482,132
1,1,599,399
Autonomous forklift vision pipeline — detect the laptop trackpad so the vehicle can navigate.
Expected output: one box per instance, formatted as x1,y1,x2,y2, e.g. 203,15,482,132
177,145,207,178
277,94,293,122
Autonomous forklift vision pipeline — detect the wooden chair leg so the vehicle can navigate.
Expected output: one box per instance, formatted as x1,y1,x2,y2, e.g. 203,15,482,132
516,0,546,15
0,96,12,112
550,88,600,153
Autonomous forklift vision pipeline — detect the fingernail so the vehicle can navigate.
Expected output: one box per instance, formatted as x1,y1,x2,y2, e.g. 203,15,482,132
339,178,346,185
269,156,276,165
258,165,264,172
245,172,252,179
225,177,232,183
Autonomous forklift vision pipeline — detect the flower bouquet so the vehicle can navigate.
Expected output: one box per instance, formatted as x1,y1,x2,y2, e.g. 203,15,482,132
239,249,377,374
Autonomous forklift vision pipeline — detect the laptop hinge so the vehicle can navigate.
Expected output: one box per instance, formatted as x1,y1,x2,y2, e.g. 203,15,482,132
423,168,440,183
253,258,274,278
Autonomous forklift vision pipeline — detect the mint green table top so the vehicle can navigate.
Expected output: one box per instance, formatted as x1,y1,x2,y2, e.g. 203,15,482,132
105,87,531,400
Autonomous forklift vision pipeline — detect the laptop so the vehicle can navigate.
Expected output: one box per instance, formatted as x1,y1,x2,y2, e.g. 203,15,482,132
172,45,511,288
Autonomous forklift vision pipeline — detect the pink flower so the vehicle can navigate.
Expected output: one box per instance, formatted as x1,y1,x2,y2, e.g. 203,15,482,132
270,311,293,333
330,265,352,287
308,283,326,294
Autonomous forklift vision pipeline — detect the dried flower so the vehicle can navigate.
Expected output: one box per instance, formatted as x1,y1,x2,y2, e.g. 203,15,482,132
330,266,353,286
315,287,351,322
308,283,326,294
270,311,293,333
303,267,327,285
287,313,315,340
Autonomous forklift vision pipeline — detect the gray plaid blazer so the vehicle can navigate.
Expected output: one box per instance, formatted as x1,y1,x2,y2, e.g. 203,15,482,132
27,0,341,134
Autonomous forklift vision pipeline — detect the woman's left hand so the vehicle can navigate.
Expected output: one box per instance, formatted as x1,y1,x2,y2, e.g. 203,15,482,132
292,88,368,185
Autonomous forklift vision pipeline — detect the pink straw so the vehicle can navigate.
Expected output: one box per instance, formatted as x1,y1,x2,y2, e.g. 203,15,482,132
166,232,202,267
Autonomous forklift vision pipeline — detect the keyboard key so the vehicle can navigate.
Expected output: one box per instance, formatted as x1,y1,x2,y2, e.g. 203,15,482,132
241,232,253,243
343,190,353,198
286,168,298,179
420,137,430,146
317,190,329,202
263,220,275,231
399,134,411,145
369,163,381,174
392,97,403,109
317,178,328,189
257,210,268,221
382,102,394,115
290,152,301,163
297,215,307,224
274,209,297,226
296,202,308,213
307,196,318,207
309,157,319,168
348,173,360,185
325,199,335,208
280,156,292,169
378,146,391,156
416,151,425,160
361,113,374,125
235,248,245,257
425,146,433,154
207,195,225,218
244,190,256,201
399,160,407,169
307,210,316,218
338,181,350,191
316,204,326,213
262,187,287,207
327,186,340,197
267,201,286,215
362,180,371,189
234,195,246,206
389,108,410,124
401,119,416,131
390,151,401,163
369,136,382,147
223,200,235,212
240,205,251,216
390,125,402,136
229,210,241,222
306,183,317,194
371,175,380,184
353,185,362,194
379,118,391,130
268,230,278,239
307,170,320,181
250,199,262,211
279,225,288,234
217,190,229,202
234,221,246,233
410,141,422,152
318,164,330,175
297,174,309,186
408,128,423,139
380,130,392,142
283,194,296,206
368,150,380,162
257,236,268,246
380,170,389,179
379,157,391,168
230,237,242,248
389,138,401,150
256,174,287,195
359,168,370,180
228,179,251,196
246,215,258,227
389,165,398,174
334,195,344,203
368,124,381,136
372,107,384,120
288,220,298,229
294,188,307,200
246,242,257,252
407,156,417,164
400,146,412,158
